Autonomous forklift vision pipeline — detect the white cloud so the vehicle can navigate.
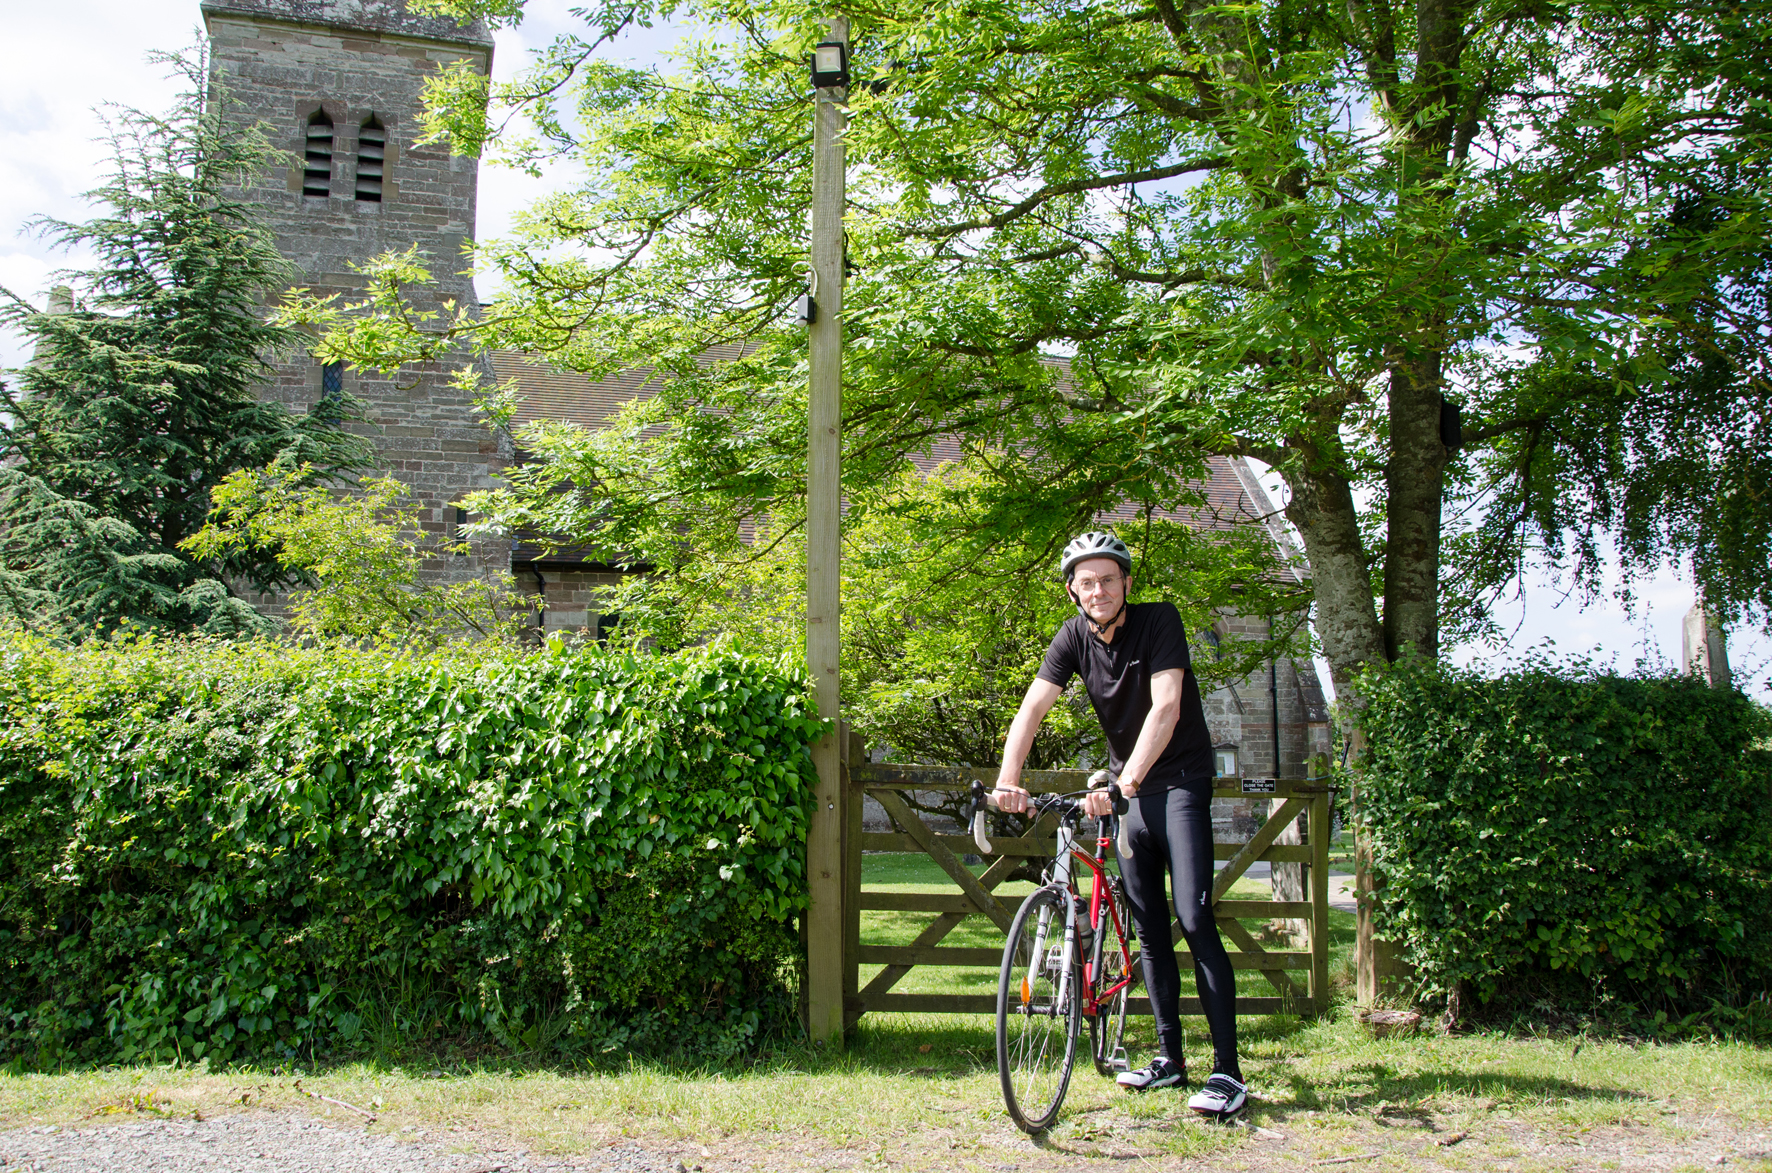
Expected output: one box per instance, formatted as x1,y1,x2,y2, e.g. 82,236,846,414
0,0,196,367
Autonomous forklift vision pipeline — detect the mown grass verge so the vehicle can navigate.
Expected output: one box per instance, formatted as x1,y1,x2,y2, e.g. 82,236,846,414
1,852,1766,1170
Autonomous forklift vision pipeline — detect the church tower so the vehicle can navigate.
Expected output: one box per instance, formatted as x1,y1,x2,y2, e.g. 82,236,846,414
201,0,508,582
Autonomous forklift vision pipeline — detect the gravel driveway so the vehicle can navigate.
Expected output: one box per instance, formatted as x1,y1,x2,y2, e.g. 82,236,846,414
0,1114,677,1173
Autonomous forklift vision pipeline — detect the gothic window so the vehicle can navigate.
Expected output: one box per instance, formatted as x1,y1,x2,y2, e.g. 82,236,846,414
314,360,345,422
1198,625,1226,661
302,110,334,197
355,116,386,203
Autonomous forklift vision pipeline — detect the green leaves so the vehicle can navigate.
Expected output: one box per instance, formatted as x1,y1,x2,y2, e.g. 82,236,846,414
184,465,538,646
1360,656,1772,1009
0,628,820,1065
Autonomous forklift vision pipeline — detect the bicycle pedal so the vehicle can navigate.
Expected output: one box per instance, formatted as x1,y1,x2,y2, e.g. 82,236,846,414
1107,1049,1129,1074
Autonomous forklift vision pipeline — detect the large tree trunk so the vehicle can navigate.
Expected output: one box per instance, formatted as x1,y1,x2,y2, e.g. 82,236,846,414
1382,351,1449,662
1283,422,1441,1004
1282,457,1387,694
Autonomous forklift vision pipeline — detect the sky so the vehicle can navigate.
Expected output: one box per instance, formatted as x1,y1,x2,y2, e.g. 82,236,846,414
4,0,1765,699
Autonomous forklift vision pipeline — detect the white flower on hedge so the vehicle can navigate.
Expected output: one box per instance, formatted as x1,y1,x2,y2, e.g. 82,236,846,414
718,865,735,880
706,837,722,851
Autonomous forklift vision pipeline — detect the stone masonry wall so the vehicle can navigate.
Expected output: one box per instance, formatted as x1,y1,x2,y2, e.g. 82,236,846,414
510,567,627,636
204,1,509,586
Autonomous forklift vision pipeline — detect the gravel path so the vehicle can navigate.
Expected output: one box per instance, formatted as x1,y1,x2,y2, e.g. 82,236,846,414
0,1115,678,1173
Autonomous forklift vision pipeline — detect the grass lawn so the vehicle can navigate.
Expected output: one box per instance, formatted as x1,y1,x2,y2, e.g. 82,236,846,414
0,852,1765,1172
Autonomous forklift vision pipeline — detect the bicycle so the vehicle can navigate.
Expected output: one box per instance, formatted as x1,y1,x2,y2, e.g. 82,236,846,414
961,775,1141,1134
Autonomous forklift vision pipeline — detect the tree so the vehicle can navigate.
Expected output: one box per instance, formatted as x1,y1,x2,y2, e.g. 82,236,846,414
570,460,1294,766
305,0,1770,702
0,52,369,637
184,466,539,646
293,0,1768,997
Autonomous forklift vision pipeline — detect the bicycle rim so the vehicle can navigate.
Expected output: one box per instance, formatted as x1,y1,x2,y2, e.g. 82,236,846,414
1090,890,1134,1076
997,886,1080,1133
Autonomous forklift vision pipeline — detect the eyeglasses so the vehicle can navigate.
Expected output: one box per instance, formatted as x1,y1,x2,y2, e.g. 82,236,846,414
1073,574,1123,594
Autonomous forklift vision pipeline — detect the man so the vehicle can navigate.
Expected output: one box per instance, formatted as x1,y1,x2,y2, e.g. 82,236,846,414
993,531,1246,1116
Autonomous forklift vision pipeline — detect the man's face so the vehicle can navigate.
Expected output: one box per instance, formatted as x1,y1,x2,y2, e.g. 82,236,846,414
1067,556,1128,624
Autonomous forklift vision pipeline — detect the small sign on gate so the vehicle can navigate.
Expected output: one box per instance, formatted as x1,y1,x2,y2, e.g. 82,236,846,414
1240,777,1277,794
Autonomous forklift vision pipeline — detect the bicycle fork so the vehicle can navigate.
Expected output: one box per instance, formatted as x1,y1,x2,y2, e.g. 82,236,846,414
1023,898,1076,1017
1028,824,1078,1017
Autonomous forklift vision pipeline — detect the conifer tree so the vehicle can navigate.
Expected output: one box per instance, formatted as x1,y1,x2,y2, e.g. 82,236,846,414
0,52,369,636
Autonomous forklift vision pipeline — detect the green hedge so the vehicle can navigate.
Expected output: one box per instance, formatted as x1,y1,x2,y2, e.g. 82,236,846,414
0,630,821,1066
1361,658,1772,1011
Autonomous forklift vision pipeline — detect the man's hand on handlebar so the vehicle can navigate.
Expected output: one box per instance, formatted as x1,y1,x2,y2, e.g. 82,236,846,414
993,781,1031,814
984,776,1126,819
1081,769,1138,818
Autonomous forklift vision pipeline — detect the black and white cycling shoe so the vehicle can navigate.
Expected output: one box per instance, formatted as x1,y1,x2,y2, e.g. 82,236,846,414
1114,1056,1185,1091
1187,1072,1248,1116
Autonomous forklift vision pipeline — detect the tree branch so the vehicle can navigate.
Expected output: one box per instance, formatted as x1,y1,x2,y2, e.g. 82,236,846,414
906,157,1231,239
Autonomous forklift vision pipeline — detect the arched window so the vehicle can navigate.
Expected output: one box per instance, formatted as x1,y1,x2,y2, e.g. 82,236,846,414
314,360,345,423
302,109,334,198
355,116,386,203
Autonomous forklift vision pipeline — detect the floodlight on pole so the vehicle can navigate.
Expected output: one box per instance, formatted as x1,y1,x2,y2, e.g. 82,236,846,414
810,41,849,89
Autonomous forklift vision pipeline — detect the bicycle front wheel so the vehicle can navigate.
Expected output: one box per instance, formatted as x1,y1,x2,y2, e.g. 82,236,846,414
997,886,1081,1133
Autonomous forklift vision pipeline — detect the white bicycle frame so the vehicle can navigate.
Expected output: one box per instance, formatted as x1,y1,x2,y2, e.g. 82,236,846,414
1031,821,1079,1016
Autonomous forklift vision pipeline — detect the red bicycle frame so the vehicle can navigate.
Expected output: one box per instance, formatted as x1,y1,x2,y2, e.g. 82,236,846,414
1072,832,1134,1017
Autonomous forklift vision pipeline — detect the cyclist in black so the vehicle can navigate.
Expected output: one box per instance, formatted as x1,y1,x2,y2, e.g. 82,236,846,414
993,531,1247,1116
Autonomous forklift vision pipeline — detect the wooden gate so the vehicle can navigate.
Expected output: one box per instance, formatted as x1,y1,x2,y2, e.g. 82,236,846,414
838,760,1333,1026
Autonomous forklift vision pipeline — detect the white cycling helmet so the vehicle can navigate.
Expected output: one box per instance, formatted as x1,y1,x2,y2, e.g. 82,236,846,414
1059,531,1132,581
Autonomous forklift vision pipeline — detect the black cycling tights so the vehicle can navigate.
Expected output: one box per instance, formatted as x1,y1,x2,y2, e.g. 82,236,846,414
1117,784,1241,1079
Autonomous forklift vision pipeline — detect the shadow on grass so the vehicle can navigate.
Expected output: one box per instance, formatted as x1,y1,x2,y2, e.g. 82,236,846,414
1256,1059,1655,1120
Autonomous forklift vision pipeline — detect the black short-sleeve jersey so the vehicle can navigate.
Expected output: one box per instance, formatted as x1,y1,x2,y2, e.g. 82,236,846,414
1035,601,1214,793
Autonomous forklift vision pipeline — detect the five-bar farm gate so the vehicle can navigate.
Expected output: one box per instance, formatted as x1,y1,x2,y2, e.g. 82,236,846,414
824,741,1334,1028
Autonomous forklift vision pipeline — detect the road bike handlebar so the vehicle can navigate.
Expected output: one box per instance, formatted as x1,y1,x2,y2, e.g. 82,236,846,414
962,778,1130,857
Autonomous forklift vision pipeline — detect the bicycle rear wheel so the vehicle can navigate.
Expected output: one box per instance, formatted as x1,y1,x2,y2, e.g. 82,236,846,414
1089,884,1135,1076
997,886,1081,1133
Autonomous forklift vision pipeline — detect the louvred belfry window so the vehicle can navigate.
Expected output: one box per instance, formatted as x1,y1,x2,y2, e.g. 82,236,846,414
303,110,333,197
355,116,385,203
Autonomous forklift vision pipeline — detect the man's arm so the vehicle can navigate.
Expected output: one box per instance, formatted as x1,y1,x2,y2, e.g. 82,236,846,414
1119,667,1184,796
994,677,1063,813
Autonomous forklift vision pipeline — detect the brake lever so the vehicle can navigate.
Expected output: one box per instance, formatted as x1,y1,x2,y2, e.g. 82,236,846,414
1090,769,1132,856
966,779,993,855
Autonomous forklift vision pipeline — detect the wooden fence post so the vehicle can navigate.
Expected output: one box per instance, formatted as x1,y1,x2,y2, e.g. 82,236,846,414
842,729,864,1030
1308,789,1330,1012
1353,770,1411,1004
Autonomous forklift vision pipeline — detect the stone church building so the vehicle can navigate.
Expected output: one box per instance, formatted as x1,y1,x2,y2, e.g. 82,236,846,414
202,0,1333,805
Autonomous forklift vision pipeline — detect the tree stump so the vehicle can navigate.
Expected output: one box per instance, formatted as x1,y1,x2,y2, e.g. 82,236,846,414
1358,1008,1422,1038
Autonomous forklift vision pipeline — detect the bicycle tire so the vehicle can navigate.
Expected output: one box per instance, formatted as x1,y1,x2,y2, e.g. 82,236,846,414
996,885,1081,1133
1089,884,1135,1076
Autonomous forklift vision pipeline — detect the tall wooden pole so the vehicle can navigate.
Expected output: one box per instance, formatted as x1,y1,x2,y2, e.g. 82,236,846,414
804,14,848,1045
